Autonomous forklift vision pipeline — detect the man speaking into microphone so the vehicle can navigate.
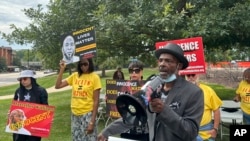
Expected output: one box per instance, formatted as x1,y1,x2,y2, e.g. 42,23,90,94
97,43,204,141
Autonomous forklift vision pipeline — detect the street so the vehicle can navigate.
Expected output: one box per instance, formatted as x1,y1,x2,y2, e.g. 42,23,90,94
0,71,56,87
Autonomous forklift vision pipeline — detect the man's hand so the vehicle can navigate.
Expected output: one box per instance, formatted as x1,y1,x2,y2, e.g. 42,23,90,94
97,133,107,141
150,98,164,113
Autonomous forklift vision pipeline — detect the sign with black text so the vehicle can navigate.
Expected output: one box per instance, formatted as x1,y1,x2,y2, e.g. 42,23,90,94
61,26,96,64
105,79,145,118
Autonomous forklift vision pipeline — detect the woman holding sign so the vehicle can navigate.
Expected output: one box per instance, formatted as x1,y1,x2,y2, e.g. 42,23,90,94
55,56,102,141
10,70,48,141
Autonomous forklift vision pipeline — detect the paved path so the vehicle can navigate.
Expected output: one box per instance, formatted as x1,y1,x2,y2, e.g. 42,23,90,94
0,70,112,100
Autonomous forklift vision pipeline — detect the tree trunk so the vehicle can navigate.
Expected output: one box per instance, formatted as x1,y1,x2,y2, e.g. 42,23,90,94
102,68,106,77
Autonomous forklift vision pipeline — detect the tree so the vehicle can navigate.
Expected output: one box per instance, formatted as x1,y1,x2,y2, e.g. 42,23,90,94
1,0,250,70
12,56,21,67
0,57,7,72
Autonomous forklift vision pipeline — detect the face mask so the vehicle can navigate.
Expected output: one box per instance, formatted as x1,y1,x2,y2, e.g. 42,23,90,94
163,74,176,83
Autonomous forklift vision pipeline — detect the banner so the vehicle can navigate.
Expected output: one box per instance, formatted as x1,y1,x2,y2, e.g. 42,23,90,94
105,79,145,118
155,37,206,75
5,100,55,138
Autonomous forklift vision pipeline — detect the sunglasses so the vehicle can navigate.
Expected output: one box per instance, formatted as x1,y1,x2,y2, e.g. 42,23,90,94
186,74,196,77
20,77,29,81
80,62,89,67
128,68,141,74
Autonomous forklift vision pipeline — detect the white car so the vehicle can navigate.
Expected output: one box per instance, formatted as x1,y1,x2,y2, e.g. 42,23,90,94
43,69,53,74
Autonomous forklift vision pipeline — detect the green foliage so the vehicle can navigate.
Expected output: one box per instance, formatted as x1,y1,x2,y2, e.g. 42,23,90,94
12,56,21,66
0,83,20,96
203,82,235,100
0,57,7,72
1,0,250,72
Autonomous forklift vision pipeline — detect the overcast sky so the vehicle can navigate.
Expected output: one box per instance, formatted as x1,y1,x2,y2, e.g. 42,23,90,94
0,0,50,50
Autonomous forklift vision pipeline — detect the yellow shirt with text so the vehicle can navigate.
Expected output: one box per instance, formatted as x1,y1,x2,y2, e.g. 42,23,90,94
236,80,250,114
199,83,222,140
66,72,101,115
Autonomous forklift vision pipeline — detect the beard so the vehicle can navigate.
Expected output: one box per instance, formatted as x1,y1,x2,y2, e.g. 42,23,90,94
64,52,73,60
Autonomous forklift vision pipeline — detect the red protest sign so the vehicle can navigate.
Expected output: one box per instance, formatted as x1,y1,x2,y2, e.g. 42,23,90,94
5,100,55,138
155,37,206,75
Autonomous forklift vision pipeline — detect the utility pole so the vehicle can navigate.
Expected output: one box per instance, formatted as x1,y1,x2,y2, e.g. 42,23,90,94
27,49,29,69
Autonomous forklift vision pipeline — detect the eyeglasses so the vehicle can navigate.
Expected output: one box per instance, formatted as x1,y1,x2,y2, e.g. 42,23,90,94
80,62,89,67
186,74,196,77
20,77,28,81
128,68,141,74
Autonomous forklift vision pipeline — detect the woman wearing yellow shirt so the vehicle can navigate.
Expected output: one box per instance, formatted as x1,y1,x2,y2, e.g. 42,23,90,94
234,68,250,125
55,57,102,141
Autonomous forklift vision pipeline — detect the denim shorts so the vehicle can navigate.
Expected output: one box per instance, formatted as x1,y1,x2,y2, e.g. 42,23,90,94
243,111,250,125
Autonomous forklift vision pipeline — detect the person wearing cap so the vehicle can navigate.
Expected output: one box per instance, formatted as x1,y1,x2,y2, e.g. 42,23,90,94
98,60,149,141
55,57,102,141
97,43,204,141
186,73,222,141
12,70,48,141
112,67,125,80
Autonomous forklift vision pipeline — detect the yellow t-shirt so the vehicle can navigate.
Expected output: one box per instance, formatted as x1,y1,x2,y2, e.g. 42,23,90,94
66,72,101,115
199,83,222,140
236,80,250,114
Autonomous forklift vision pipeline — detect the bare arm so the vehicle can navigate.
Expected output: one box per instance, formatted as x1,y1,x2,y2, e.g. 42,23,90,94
86,88,100,134
211,108,220,138
91,89,100,125
233,94,241,102
55,60,68,89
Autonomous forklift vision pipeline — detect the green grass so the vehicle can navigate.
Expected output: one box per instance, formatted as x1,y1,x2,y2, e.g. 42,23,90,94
201,82,235,100
0,84,20,96
0,68,236,141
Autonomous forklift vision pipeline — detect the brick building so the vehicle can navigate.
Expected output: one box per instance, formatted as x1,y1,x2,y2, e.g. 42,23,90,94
0,46,13,66
0,46,43,71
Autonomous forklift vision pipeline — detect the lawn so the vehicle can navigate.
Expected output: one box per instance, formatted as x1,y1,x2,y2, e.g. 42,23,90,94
0,68,236,141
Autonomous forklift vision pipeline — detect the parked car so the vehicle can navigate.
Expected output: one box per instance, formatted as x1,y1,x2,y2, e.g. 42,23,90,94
43,69,53,74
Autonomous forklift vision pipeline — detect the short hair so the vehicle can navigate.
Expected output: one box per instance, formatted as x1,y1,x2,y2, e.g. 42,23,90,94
243,68,250,77
128,60,144,70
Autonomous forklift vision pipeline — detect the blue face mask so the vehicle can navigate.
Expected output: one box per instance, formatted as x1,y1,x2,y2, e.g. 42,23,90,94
163,74,176,83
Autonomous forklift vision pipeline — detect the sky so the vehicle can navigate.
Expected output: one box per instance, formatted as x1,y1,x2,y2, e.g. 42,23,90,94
0,0,50,50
